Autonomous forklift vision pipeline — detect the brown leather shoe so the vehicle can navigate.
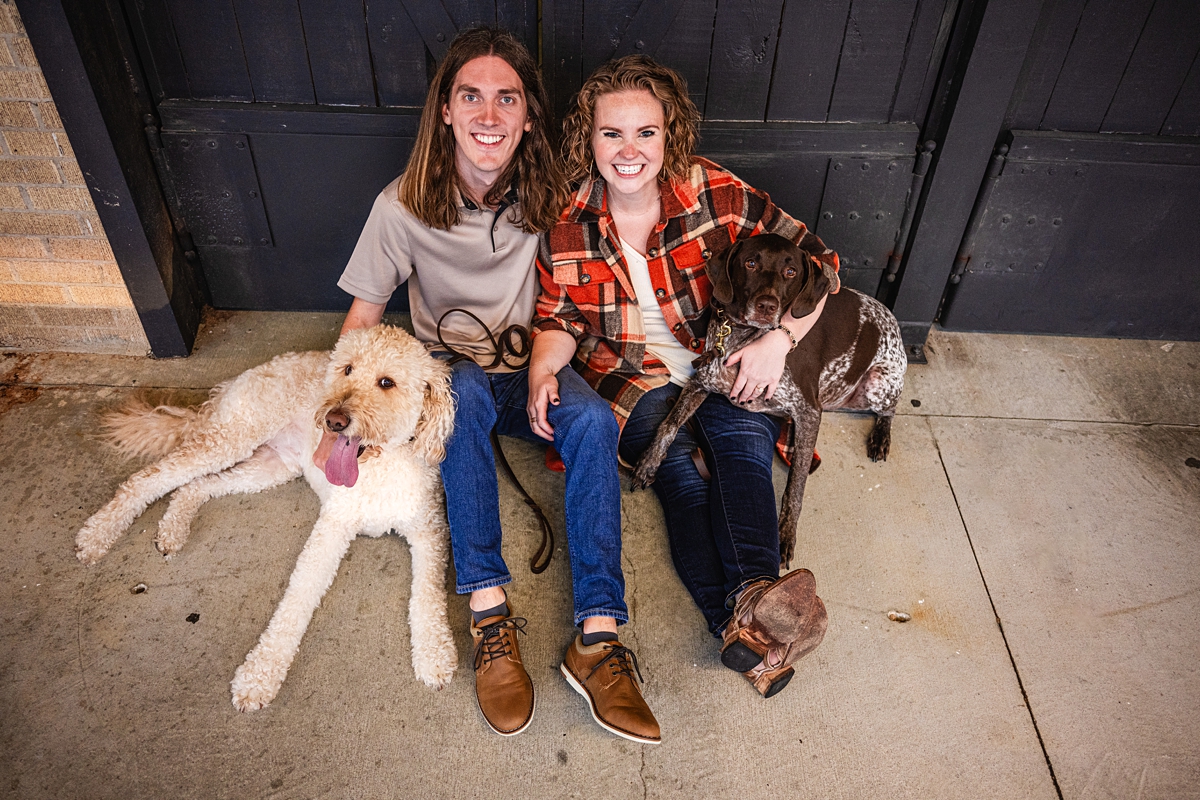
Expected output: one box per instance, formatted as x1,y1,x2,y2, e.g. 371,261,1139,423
471,614,535,736
560,636,661,744
721,569,828,691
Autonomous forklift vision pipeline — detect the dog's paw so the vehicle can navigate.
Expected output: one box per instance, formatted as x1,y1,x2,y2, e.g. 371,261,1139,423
631,462,658,490
153,528,186,559
412,639,457,691
230,659,282,712
416,661,456,691
74,530,108,566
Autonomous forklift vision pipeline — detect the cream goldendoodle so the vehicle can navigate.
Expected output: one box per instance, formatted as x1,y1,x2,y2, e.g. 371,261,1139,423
75,325,458,711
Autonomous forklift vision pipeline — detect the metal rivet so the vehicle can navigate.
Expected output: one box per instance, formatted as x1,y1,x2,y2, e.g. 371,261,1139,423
863,257,873,266
822,211,833,220
1047,166,1055,175
1001,215,1012,224
207,140,217,148
436,32,445,42
260,238,270,245
860,162,870,170
636,39,645,50
1007,263,1016,271
888,162,897,171
180,139,190,148
1034,262,1043,270
235,141,245,149
833,163,842,171
233,236,244,244
848,212,859,220
222,190,231,198
249,190,258,198
206,235,217,243
1027,216,1036,225
875,212,884,220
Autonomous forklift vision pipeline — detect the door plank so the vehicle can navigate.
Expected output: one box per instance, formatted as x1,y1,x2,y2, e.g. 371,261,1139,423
367,0,428,107
889,0,951,124
706,0,785,120
828,0,919,123
124,0,190,100
165,0,253,101
1040,0,1155,132
650,0,717,113
298,0,376,106
1163,56,1200,137
768,0,852,122
1006,0,1086,130
1102,0,1200,135
232,0,314,104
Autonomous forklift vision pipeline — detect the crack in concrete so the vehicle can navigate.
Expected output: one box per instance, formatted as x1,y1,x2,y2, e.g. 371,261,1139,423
927,416,1064,800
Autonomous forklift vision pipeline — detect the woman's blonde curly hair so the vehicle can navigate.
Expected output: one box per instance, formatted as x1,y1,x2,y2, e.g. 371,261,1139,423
560,55,700,185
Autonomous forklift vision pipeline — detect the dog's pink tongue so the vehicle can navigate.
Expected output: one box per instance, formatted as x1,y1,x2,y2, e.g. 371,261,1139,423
323,434,361,487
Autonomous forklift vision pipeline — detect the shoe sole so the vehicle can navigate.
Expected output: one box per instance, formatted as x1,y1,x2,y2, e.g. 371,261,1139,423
480,691,536,737
725,570,828,665
760,667,794,698
559,663,661,745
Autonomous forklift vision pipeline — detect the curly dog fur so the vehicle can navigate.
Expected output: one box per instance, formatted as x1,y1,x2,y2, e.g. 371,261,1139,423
75,325,458,711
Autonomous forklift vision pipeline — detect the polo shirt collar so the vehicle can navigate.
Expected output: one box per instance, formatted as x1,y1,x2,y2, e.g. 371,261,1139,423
458,181,520,211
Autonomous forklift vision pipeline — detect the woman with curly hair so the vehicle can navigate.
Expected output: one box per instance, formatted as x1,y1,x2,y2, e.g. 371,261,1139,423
527,55,836,698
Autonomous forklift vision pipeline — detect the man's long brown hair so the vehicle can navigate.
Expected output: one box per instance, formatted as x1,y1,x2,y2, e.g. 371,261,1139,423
399,28,565,233
560,55,700,185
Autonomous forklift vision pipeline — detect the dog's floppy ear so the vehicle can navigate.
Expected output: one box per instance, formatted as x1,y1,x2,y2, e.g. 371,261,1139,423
788,251,838,319
413,362,456,466
705,240,739,305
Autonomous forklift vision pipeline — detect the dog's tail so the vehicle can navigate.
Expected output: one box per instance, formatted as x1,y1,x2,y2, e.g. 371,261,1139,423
101,397,202,459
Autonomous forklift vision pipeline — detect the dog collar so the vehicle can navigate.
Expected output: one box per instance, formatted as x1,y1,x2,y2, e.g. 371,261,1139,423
712,306,734,357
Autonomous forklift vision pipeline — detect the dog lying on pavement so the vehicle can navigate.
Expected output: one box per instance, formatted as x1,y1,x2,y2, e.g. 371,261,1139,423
74,325,458,711
633,234,906,566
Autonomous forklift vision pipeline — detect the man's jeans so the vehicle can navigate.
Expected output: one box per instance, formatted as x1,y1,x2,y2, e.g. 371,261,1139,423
438,358,627,626
618,384,783,635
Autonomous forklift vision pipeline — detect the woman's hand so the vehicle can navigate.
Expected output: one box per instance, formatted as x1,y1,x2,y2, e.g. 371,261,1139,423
726,328,792,403
527,367,560,441
726,294,828,403
526,330,578,442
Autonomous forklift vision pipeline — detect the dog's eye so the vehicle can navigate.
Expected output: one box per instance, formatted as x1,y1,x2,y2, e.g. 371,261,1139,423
378,377,395,389
344,365,352,376
784,267,797,278
745,258,757,271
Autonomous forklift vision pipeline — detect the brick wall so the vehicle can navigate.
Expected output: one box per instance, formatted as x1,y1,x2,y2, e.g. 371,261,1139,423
0,0,149,356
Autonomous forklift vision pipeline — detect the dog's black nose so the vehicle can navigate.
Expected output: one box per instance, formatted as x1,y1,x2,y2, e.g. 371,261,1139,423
755,297,779,316
325,411,350,432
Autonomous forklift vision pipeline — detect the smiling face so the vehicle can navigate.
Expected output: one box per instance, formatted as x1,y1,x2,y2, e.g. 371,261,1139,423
441,55,533,197
591,89,666,207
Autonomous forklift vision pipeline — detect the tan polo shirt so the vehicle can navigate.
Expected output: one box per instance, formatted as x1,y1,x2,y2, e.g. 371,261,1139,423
338,175,540,372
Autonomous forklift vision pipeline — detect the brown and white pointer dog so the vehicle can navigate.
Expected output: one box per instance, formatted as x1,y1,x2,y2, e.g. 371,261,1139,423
632,233,906,566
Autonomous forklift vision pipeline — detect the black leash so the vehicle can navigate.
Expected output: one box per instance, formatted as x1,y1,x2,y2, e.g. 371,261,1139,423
436,309,556,574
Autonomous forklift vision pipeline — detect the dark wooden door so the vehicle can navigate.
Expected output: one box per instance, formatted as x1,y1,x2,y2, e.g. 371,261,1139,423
545,0,957,298
939,0,1200,339
123,0,537,311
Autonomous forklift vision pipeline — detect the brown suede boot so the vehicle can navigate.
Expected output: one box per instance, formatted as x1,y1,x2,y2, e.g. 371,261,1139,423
721,569,828,696
560,636,661,744
471,614,535,736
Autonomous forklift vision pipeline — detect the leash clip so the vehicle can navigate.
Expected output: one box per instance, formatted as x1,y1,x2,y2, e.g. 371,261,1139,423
712,306,733,358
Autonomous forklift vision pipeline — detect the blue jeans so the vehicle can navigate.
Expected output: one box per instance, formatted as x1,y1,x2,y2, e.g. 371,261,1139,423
618,384,783,635
438,358,627,626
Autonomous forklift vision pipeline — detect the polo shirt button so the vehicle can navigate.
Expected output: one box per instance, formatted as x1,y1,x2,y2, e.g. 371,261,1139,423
581,274,591,284
702,249,712,259
648,248,658,257
655,288,666,298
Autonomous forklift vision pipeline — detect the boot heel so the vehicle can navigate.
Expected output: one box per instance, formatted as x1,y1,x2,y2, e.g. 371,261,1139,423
749,665,794,698
720,640,763,672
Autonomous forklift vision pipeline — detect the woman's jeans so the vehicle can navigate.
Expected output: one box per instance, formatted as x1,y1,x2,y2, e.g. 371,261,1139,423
619,384,783,635
438,358,627,626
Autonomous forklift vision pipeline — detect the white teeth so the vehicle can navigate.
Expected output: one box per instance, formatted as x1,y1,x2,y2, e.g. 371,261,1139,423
614,164,643,175
474,134,503,144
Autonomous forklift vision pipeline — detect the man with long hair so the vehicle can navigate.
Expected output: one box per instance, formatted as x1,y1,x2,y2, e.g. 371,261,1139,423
328,28,660,744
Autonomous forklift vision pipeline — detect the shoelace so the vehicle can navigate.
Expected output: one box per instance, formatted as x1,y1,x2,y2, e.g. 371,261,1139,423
472,617,528,670
588,644,644,684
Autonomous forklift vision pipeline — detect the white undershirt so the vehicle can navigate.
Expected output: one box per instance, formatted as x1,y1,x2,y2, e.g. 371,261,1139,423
621,239,696,386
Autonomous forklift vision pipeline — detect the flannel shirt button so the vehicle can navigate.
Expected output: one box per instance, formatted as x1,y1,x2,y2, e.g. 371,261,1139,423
673,323,683,331
702,248,712,259
648,248,658,257
690,338,701,348
655,288,666,298
581,274,591,284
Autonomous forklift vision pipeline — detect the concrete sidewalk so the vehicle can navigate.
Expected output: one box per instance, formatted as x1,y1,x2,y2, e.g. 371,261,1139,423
1,314,1197,799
